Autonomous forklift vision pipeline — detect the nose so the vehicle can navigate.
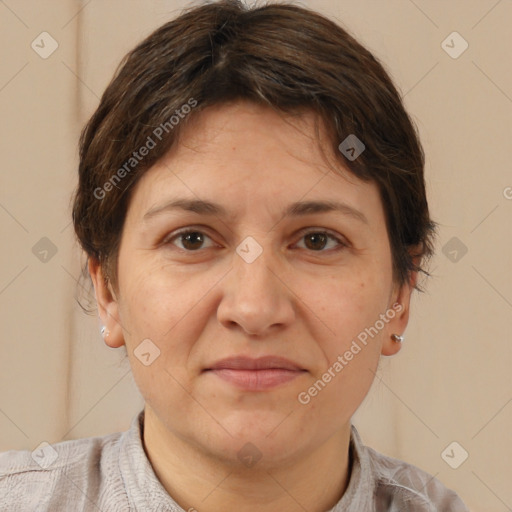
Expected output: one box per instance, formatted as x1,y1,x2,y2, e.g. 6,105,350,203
216,240,296,336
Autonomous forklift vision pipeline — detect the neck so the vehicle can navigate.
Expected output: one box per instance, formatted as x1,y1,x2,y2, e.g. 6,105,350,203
142,408,353,512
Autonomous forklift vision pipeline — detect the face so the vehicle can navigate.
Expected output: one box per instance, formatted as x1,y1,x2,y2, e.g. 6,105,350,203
91,101,413,468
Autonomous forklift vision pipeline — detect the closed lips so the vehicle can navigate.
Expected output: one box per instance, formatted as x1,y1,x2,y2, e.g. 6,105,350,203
204,356,307,391
205,356,305,371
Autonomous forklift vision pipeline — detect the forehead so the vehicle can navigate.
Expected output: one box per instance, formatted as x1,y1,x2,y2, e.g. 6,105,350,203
168,101,339,171
125,101,383,225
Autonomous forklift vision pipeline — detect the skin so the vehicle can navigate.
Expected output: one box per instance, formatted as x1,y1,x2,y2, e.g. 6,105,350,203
89,101,417,512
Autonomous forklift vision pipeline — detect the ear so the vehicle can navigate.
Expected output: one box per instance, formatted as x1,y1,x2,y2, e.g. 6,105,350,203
88,257,125,349
381,266,418,357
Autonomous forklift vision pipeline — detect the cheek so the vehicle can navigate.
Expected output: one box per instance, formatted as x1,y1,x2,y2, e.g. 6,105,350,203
302,266,390,339
117,272,159,340
298,267,391,402
296,274,387,419
116,268,201,410
117,263,217,359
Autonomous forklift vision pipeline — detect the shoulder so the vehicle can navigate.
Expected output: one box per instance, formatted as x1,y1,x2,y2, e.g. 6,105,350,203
363,443,470,511
0,430,125,511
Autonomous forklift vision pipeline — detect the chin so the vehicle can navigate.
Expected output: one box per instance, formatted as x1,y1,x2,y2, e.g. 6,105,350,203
199,410,311,467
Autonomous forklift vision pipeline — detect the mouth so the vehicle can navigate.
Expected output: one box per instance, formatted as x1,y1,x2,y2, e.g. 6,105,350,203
203,356,307,391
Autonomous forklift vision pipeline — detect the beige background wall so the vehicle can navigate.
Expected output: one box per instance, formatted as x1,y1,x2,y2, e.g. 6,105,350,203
1,1,511,510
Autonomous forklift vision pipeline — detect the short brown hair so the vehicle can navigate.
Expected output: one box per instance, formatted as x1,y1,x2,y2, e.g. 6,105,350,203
72,0,436,302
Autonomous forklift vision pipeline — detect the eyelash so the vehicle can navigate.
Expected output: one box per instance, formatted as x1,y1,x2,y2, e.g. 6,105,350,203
162,227,349,254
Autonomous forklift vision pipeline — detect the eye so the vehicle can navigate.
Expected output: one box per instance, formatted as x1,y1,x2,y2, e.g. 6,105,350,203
165,229,216,251
294,230,348,252
164,227,348,253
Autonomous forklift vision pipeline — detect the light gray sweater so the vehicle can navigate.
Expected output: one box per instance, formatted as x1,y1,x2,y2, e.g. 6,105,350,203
0,410,470,511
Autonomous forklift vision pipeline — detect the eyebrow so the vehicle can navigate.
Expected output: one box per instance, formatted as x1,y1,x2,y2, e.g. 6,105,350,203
143,198,368,224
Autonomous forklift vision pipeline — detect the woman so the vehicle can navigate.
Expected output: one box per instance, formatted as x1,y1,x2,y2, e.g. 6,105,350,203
0,1,470,510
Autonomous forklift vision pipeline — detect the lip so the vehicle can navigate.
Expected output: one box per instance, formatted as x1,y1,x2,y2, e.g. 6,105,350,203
207,356,304,371
204,356,307,391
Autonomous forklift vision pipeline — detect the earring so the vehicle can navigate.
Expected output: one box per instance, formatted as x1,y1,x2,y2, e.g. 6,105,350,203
391,334,404,343
100,326,110,339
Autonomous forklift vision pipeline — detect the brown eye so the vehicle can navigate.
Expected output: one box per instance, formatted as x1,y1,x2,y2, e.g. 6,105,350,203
304,233,328,251
164,228,347,254
296,230,347,252
166,230,215,251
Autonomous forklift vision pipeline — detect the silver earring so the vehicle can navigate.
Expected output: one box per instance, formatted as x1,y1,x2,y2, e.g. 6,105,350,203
391,334,404,343
100,326,110,338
